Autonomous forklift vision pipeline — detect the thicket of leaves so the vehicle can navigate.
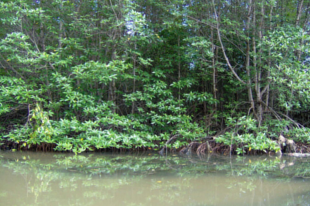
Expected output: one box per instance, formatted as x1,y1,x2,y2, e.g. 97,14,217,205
0,0,309,153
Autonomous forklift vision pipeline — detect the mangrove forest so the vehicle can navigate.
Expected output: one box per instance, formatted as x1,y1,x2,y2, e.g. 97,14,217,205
0,0,310,155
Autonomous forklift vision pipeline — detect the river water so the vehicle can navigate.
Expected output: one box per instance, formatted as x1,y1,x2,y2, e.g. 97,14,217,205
0,151,310,206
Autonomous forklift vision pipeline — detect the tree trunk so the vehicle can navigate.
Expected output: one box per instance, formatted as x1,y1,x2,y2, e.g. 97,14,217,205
245,0,256,118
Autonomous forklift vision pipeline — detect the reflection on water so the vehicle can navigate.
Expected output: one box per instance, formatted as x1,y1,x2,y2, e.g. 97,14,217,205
0,151,310,206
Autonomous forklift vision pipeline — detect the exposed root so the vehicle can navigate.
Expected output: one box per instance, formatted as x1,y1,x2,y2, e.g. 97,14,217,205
260,101,303,128
196,142,211,156
2,134,309,155
186,142,201,155
159,134,182,155
179,147,188,155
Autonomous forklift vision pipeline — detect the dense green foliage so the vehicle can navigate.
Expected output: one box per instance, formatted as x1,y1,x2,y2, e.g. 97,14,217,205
0,0,309,153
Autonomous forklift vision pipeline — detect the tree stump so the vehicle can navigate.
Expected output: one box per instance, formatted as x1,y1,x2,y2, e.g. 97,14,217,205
277,134,296,153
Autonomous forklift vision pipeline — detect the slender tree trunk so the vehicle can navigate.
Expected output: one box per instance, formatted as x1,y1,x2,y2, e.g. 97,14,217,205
58,9,63,49
255,1,265,127
110,50,117,114
178,35,181,113
264,3,274,110
296,0,304,26
296,0,304,61
131,41,136,114
211,26,217,112
39,3,52,103
212,0,246,85
245,0,256,117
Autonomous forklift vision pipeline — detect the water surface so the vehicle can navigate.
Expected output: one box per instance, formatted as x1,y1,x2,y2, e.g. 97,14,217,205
0,151,310,206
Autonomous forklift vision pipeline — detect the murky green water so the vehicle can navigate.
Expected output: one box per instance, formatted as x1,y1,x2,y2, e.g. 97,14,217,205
0,151,310,206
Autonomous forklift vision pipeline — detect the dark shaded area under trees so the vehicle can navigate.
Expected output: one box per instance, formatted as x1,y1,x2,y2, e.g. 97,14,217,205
0,0,309,155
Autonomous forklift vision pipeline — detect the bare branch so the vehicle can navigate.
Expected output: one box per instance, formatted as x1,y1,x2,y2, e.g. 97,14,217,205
211,0,246,85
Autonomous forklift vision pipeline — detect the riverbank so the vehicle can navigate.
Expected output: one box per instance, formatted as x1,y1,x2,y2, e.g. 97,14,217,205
1,137,310,156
